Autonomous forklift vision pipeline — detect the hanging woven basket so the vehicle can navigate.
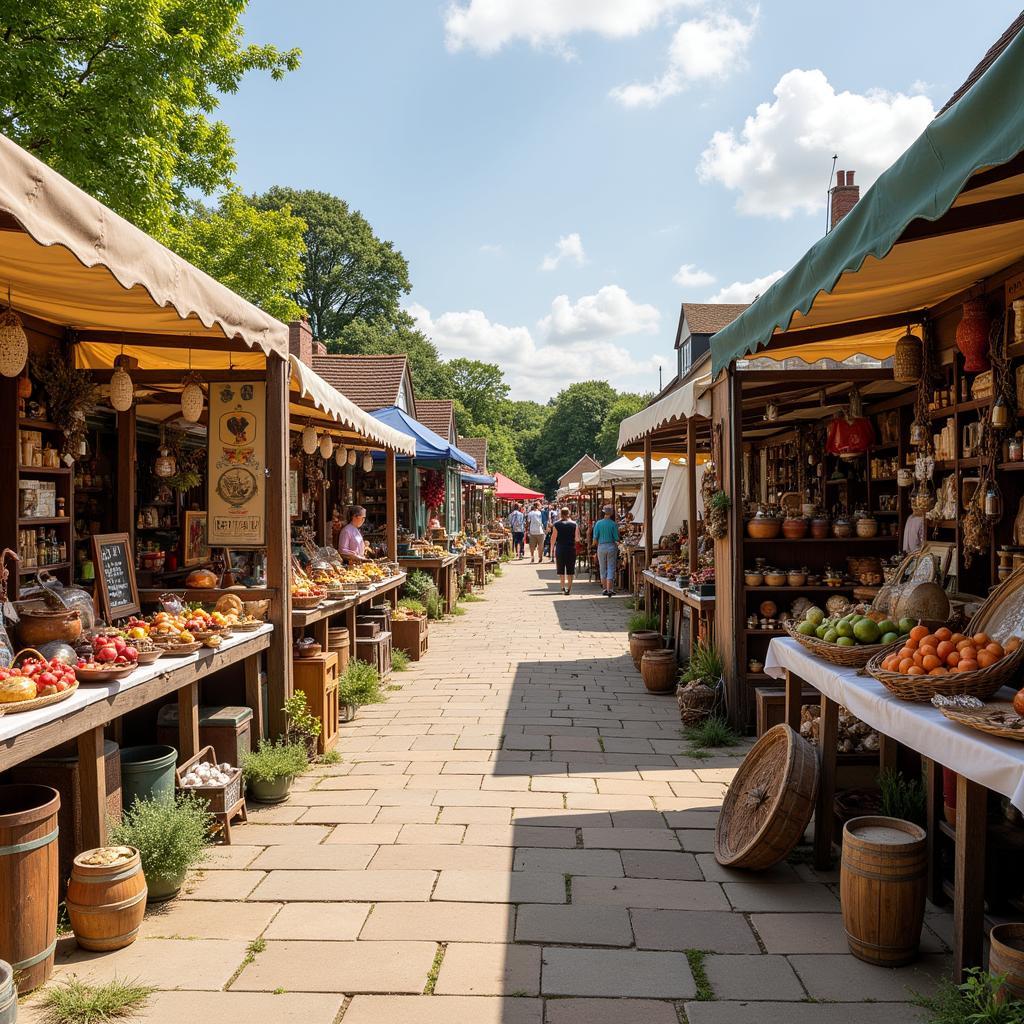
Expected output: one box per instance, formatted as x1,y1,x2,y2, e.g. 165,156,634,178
180,376,204,422
301,424,318,455
319,434,334,460
0,308,28,377
336,447,348,467
109,362,134,411
893,329,922,383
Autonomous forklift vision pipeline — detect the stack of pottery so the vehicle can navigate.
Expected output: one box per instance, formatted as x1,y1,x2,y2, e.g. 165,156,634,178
782,517,808,539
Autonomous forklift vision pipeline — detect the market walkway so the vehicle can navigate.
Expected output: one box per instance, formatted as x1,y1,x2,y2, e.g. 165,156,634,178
26,564,952,1023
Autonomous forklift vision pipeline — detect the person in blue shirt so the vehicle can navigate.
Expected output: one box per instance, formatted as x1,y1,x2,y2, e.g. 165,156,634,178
508,505,526,559
540,503,551,558
592,505,621,596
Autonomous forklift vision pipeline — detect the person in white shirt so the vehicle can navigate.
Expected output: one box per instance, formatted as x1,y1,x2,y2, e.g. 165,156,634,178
525,501,545,563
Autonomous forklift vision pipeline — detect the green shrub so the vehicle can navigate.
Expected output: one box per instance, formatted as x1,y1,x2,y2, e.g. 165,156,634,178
398,597,427,615
914,967,1024,1023
283,690,321,754
339,659,384,706
492,563,504,577
680,640,723,686
403,570,435,600
425,590,445,620
109,795,211,887
392,648,411,672
628,611,659,633
683,715,738,749
241,739,308,785
879,768,926,827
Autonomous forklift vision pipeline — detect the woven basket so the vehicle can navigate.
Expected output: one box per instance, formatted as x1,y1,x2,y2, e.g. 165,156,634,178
866,566,1024,701
676,680,719,726
782,619,901,669
715,724,819,870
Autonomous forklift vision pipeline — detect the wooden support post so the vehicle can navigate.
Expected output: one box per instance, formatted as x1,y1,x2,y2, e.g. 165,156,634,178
116,406,136,541
77,726,108,849
784,670,803,733
878,734,899,774
244,655,264,743
813,694,838,870
643,436,654,565
265,354,293,738
924,758,945,905
686,418,697,573
953,775,987,978
177,680,200,762
386,449,398,560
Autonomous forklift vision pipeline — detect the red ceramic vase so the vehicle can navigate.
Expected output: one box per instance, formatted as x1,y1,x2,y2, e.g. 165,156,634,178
955,299,991,372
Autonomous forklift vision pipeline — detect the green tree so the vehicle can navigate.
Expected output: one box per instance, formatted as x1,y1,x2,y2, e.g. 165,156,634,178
0,0,300,237
166,192,306,321
253,188,411,340
594,393,649,463
447,359,509,429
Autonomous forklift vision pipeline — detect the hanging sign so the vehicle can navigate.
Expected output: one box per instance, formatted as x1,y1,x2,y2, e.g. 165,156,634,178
92,533,140,623
208,381,266,547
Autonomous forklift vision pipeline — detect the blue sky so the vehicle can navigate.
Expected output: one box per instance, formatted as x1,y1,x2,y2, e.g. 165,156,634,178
219,1,1021,401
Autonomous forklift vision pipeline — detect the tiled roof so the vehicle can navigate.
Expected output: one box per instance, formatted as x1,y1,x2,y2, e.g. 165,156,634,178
939,11,1024,115
682,303,750,335
311,353,408,411
457,437,488,473
416,399,455,440
557,454,601,486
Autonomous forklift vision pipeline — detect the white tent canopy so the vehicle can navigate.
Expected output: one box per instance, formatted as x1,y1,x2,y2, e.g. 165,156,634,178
640,461,707,545
581,456,672,489
617,374,712,452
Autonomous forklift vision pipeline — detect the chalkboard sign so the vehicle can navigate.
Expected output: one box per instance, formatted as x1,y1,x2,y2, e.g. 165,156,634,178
92,533,141,623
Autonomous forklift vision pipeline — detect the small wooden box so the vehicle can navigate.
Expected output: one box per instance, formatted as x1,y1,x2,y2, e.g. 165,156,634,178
356,631,392,680
361,605,392,632
392,616,428,661
755,685,819,737
356,618,380,639
292,651,340,754
157,705,253,767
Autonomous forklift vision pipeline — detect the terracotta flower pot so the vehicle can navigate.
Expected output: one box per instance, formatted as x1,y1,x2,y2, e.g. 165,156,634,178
746,518,781,540
782,518,808,540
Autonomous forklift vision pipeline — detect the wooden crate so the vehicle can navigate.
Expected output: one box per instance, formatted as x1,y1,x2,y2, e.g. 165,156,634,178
392,615,428,661
356,631,392,681
174,745,246,844
293,651,340,754
755,685,819,736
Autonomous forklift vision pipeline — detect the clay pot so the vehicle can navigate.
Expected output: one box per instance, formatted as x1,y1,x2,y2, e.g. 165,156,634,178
811,517,830,539
955,299,991,373
855,516,878,539
832,518,853,538
744,572,764,587
787,572,806,587
764,571,787,587
15,607,82,648
629,630,662,670
641,650,678,694
746,517,781,540
782,518,808,540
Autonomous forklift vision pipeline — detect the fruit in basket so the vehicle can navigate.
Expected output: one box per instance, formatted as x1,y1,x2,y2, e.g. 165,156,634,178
1014,688,1024,716
800,606,912,647
880,627,1020,676
0,675,37,702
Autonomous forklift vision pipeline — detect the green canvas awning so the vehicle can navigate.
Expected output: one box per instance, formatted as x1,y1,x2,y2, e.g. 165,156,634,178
711,27,1024,375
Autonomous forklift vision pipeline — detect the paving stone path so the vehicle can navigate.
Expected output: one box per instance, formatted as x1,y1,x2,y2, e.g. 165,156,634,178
24,562,953,1023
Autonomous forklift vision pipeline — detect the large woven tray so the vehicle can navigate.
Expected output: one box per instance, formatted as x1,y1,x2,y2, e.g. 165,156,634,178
782,619,901,669
936,701,1024,742
866,565,1024,702
715,724,819,870
0,679,79,715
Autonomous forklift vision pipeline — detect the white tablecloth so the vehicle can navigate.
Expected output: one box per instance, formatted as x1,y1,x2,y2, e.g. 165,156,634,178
765,636,1024,812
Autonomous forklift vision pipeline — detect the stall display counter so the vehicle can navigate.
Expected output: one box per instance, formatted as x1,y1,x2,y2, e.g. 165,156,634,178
765,635,1024,980
643,569,714,658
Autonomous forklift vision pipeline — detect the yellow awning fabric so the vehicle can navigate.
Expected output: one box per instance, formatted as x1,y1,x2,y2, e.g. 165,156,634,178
0,132,288,357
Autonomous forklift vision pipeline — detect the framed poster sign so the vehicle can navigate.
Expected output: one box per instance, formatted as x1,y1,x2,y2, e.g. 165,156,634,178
183,511,210,566
92,533,140,623
208,381,266,546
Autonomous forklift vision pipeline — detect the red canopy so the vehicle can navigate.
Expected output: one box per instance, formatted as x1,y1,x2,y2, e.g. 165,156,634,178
494,472,544,501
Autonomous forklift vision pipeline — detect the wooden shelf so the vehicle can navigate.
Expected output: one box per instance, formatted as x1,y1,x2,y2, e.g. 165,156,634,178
997,461,1024,471
744,536,897,543
744,584,856,592
18,561,71,575
18,465,71,476
18,418,60,431
18,516,71,526
928,397,991,421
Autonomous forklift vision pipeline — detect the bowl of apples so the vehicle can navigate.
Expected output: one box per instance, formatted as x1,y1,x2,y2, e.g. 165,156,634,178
76,633,139,682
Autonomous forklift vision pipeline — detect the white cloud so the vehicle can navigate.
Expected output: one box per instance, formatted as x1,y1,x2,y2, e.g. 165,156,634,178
610,10,757,108
673,263,716,288
540,285,660,341
540,232,586,271
706,269,784,303
444,0,693,56
409,292,665,402
479,243,503,255
698,68,935,217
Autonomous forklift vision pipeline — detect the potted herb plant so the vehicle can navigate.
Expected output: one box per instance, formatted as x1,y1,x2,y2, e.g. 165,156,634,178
241,739,309,804
283,691,322,759
109,794,212,903
676,640,724,726
338,659,383,722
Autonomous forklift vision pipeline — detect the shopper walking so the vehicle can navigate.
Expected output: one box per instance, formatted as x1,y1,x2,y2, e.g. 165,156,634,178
592,504,620,596
508,504,526,559
552,507,580,594
526,501,546,563
540,502,552,559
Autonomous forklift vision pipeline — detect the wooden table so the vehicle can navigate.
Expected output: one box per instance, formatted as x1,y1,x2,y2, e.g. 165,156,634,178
766,635,1024,979
643,570,715,657
0,624,273,851
291,574,407,656
399,555,459,613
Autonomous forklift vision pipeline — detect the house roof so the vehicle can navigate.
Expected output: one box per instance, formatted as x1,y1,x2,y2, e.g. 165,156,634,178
458,437,488,474
311,353,410,411
939,10,1024,115
680,303,750,337
416,399,455,440
557,454,601,487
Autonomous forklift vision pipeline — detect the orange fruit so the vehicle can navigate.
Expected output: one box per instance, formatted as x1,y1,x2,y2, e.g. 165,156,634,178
976,650,997,668
934,627,952,642
919,644,938,660
957,638,974,651
958,658,978,672
921,654,940,671
936,641,954,660
910,625,929,642
905,638,920,651
929,667,948,676
986,642,1004,658
950,633,966,645
1005,636,1021,653
959,646,978,662
946,651,961,667
907,665,925,675
898,658,914,673
973,633,991,647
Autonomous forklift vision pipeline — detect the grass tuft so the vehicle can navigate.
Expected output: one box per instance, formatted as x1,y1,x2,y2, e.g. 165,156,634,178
423,943,447,995
683,715,739,750
37,978,156,1024
685,950,715,1001
462,593,486,602
391,648,411,672
317,750,342,765
913,967,1024,1023
685,747,712,761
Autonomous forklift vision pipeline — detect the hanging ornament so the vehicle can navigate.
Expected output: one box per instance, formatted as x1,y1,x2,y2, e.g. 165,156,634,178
992,394,1011,430
154,429,177,478
180,371,204,422
0,291,28,378
319,433,334,460
347,448,357,466
109,355,134,411
362,452,374,473
893,327,922,382
335,446,347,467
983,481,1003,523
301,423,318,455
955,298,991,373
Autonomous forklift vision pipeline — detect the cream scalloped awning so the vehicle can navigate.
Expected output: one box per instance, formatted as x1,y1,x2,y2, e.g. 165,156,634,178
0,131,287,362
617,374,712,453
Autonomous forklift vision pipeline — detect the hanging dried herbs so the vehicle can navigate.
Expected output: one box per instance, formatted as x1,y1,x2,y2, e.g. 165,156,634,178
30,350,96,463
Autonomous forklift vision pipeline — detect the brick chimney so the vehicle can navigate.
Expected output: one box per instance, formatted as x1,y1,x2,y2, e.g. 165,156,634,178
830,170,860,229
288,319,313,366
313,340,327,356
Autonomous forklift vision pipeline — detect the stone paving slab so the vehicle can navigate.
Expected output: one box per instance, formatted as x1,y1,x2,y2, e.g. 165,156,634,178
515,904,633,946
541,948,695,998
436,942,542,995
263,901,371,940
341,996,543,1024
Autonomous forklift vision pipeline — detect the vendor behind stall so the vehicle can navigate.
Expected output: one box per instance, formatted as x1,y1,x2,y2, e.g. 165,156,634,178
338,505,369,563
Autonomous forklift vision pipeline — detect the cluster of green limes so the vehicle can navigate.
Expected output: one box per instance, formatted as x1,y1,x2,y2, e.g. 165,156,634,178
795,605,916,647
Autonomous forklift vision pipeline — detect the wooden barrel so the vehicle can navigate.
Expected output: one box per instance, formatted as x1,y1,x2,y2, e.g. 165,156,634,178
0,960,16,1024
66,847,147,952
0,784,60,992
840,815,927,966
640,649,678,693
328,627,351,674
629,631,661,669
989,923,1024,1002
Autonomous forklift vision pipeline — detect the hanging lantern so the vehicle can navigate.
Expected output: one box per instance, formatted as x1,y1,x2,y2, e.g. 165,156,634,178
955,299,991,373
17,373,32,400
335,446,347,467
180,373,204,422
992,394,1011,430
0,306,28,378
362,452,374,473
984,481,1003,523
319,433,334,460
347,449,357,466
301,423,318,455
893,328,922,382
109,357,134,411
154,446,177,479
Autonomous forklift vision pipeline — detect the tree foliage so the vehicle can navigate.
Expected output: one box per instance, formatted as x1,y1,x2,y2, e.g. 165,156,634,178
166,192,307,322
595,392,649,464
254,187,411,340
0,0,301,237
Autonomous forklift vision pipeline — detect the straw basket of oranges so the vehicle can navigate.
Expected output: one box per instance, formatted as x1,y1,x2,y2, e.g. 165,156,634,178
867,568,1024,702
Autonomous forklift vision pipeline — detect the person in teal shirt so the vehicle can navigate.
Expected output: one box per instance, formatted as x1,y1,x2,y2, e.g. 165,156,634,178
592,505,620,596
